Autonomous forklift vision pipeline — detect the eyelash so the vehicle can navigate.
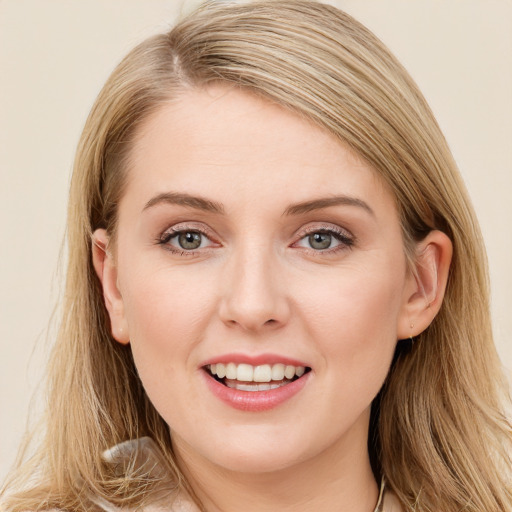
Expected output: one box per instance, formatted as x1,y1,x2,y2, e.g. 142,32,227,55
292,225,354,254
156,224,219,256
156,224,354,256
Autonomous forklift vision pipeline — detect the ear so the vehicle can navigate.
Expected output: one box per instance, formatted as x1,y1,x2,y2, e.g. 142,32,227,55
91,229,130,345
397,230,453,339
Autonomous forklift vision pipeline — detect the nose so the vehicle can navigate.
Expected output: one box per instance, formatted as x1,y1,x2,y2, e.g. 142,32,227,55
218,245,291,333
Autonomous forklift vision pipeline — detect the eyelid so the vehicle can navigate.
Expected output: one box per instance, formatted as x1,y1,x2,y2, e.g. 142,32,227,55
155,221,354,255
291,222,355,252
159,221,218,240
157,221,221,253
293,222,354,241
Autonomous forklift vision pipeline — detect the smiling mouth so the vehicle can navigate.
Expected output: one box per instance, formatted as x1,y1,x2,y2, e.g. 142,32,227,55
205,363,311,392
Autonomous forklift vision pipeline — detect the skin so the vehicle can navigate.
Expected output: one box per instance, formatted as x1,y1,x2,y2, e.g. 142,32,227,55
93,85,451,512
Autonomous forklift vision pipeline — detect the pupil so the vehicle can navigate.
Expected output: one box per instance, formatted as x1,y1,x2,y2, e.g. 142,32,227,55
179,232,201,250
309,232,331,250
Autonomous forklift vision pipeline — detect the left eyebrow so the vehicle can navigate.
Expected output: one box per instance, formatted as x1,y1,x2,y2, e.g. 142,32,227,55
142,192,225,214
283,196,375,217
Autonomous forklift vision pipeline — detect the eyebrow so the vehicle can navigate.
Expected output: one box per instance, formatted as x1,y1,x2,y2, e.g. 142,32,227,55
142,192,374,218
284,196,375,217
143,192,225,214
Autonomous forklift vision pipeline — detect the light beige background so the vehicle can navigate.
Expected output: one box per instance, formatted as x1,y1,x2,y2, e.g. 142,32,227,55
1,0,511,482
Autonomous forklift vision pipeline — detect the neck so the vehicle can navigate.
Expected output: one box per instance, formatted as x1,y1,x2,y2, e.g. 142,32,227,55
172,416,379,512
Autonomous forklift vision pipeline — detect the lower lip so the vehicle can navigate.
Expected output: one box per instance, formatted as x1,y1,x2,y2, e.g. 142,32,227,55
202,370,311,412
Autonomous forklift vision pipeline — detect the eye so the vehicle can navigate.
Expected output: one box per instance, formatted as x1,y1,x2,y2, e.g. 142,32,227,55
307,232,335,250
294,227,354,252
176,231,203,250
158,226,217,253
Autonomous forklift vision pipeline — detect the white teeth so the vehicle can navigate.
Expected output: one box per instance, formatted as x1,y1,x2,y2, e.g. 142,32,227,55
225,362,237,379
216,363,226,379
208,362,307,384
284,365,296,379
236,364,254,381
271,363,285,380
253,364,271,382
224,380,291,392
236,382,256,392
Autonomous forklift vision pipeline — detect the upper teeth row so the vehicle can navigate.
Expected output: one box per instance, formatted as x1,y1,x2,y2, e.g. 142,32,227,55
209,363,306,382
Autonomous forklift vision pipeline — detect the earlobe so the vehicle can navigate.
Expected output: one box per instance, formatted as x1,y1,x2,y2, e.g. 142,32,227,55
91,229,130,345
397,230,453,339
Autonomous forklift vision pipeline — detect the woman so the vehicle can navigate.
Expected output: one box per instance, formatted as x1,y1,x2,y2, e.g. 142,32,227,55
1,1,511,511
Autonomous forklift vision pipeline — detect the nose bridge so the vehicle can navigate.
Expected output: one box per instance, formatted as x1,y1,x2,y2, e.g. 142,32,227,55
219,237,289,331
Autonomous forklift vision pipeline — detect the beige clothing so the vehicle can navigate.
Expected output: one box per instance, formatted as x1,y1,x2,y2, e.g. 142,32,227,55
92,438,403,512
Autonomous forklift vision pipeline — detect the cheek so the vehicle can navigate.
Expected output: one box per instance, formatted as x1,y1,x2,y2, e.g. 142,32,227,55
119,264,218,372
299,261,405,375
306,260,404,329
119,268,219,421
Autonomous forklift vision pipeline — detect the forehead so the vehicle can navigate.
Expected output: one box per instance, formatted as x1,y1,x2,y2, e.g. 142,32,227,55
123,84,394,214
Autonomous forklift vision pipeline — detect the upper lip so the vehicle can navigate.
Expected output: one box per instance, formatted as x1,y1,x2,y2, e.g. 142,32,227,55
200,353,310,368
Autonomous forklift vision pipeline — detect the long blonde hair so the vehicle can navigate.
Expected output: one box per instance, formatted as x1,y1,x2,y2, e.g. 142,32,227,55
2,1,511,511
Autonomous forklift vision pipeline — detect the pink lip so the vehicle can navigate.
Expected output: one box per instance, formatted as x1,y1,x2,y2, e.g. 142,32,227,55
201,368,311,412
201,353,309,367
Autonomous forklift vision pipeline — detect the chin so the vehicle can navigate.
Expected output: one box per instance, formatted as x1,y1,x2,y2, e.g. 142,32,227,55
172,423,314,475
205,445,307,474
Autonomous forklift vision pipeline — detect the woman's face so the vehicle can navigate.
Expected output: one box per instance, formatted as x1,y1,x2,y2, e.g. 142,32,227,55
102,85,417,474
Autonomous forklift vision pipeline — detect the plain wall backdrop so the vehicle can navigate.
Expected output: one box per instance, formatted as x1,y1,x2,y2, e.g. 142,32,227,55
1,0,511,482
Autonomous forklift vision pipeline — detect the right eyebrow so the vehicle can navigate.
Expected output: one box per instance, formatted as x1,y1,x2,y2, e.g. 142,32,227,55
283,195,375,218
142,192,225,214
